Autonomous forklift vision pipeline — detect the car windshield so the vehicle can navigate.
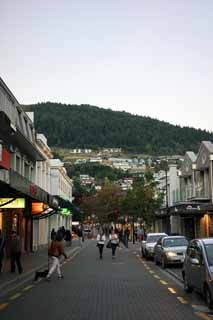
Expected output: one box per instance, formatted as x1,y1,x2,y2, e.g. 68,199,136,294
163,238,188,248
147,235,164,243
204,244,213,266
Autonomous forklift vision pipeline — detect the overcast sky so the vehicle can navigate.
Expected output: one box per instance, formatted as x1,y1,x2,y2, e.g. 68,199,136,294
1,0,213,131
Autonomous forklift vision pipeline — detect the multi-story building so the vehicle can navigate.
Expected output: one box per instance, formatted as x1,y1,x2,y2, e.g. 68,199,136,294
49,159,73,230
154,164,180,234
0,77,57,253
156,142,213,240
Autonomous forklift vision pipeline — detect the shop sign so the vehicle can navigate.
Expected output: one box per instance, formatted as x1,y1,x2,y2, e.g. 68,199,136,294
60,208,71,216
29,184,37,197
32,202,48,214
0,198,25,209
10,170,48,203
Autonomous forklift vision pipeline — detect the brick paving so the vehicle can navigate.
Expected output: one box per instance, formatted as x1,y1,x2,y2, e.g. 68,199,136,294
0,240,203,320
0,239,80,295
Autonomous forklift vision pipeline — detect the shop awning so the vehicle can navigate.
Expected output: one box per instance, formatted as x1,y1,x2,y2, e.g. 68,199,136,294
32,208,58,220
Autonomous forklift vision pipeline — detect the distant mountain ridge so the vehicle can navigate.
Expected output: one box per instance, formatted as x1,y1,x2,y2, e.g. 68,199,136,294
23,102,213,155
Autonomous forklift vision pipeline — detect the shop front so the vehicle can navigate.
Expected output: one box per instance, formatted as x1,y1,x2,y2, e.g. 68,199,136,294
0,198,31,255
31,196,59,251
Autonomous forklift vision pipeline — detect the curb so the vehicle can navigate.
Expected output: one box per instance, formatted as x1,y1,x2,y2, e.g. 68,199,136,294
165,268,183,283
0,246,80,298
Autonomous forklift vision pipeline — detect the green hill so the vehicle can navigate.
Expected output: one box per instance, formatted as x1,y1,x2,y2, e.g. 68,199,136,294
24,102,213,155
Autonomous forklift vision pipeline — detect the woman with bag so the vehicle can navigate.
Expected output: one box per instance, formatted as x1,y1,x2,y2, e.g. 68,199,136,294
109,230,119,259
96,230,106,259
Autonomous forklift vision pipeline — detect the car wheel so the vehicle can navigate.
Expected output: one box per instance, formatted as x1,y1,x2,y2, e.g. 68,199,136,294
154,255,159,265
161,256,167,269
183,276,193,293
205,285,213,309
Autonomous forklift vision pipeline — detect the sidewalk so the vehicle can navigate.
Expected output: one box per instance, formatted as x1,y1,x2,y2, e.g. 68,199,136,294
0,240,80,297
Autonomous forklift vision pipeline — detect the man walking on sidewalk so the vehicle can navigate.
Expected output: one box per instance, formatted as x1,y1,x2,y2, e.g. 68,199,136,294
10,231,23,274
0,229,5,273
46,233,67,281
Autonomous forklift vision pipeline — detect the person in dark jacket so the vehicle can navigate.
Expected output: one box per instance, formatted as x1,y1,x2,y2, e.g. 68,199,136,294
51,228,57,240
65,229,72,246
10,231,23,274
0,229,5,273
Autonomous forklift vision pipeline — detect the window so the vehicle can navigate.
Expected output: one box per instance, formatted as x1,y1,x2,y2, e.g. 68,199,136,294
16,156,21,173
205,244,213,266
163,237,188,248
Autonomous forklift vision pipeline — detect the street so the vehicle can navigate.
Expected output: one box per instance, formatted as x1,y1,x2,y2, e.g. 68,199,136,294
0,241,212,320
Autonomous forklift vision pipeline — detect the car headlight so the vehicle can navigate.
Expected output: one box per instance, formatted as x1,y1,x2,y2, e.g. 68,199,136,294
166,251,177,257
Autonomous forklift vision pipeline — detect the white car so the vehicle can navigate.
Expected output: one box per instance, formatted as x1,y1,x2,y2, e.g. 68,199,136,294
154,236,188,268
142,233,167,259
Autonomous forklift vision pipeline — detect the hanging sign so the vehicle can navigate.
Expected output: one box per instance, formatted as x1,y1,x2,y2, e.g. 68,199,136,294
0,198,25,209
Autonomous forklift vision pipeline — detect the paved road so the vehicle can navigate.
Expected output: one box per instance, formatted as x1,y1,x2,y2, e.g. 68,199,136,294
0,241,211,320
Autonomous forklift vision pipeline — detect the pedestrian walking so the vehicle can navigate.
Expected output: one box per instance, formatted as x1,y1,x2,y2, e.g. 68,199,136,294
124,228,130,248
10,231,23,274
109,230,119,259
51,228,56,240
46,233,67,281
0,229,5,273
96,230,106,259
77,226,83,246
65,229,72,247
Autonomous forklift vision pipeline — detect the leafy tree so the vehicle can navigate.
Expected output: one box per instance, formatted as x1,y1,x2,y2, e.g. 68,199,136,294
80,180,123,225
121,172,163,227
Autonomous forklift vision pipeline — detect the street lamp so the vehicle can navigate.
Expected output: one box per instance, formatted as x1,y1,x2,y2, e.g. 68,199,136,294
165,158,170,235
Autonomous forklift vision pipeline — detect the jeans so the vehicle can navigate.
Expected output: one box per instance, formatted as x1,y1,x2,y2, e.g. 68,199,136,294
111,243,117,257
47,256,61,278
98,244,104,258
11,252,23,273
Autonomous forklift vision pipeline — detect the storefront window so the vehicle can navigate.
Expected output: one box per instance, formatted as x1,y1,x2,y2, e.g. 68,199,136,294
12,214,18,232
0,211,2,230
209,216,213,237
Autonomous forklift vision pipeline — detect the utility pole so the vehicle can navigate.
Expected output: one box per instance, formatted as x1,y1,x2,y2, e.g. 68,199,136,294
165,158,170,234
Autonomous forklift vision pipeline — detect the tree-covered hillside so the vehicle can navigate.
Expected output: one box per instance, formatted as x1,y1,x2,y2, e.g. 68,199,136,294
24,102,213,155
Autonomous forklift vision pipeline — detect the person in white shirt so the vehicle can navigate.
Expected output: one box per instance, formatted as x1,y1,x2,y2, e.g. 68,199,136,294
109,230,119,259
96,231,106,259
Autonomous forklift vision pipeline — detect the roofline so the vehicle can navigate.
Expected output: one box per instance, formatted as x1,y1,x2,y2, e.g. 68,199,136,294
0,77,20,105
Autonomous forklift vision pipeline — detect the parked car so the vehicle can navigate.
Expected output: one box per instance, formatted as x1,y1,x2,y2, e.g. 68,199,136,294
154,236,188,268
182,238,213,309
141,233,167,259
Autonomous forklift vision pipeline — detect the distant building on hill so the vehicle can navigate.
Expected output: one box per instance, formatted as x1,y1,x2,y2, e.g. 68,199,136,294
70,148,92,154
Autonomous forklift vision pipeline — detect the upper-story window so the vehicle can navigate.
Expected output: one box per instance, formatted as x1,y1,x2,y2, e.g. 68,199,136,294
16,155,21,174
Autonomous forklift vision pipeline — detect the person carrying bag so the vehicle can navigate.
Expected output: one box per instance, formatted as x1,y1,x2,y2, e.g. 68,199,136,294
96,231,106,259
109,230,119,259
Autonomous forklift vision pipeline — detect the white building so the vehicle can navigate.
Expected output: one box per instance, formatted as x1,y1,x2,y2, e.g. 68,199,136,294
50,159,73,230
155,165,180,233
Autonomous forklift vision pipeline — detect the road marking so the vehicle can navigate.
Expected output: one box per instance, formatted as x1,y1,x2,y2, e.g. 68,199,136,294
154,275,160,279
177,296,188,304
192,305,210,313
160,280,168,285
149,270,154,274
69,251,79,260
168,287,176,294
195,312,212,320
9,293,22,300
23,285,34,292
0,303,8,311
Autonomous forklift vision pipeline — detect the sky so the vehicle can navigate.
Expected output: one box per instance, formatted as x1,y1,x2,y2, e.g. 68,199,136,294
1,0,213,131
